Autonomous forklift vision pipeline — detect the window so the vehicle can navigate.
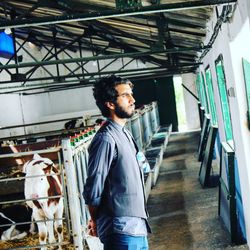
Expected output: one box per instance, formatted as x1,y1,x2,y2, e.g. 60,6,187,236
242,58,250,129
196,72,209,114
215,56,233,141
205,67,218,126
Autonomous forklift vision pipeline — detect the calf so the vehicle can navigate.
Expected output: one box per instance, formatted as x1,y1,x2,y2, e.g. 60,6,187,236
23,154,63,250
0,204,33,241
64,119,83,130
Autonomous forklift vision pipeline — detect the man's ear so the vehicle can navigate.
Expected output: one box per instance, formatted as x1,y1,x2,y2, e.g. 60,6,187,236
106,101,115,110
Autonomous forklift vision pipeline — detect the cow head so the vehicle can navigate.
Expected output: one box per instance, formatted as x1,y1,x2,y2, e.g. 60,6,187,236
23,154,54,174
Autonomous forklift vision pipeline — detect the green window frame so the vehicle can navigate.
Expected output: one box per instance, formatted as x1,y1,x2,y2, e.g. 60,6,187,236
205,67,218,126
196,72,209,113
215,55,233,141
242,58,250,130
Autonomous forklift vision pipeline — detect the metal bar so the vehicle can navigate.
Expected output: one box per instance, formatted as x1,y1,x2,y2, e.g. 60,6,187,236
23,46,55,86
0,63,199,93
11,24,19,74
0,217,65,228
19,94,27,135
0,65,162,84
66,44,111,76
63,50,82,78
228,150,237,243
0,148,60,158
24,32,86,74
0,116,82,130
78,40,85,76
182,83,199,101
0,195,63,206
0,33,30,75
0,129,60,141
0,81,83,93
15,40,54,78
25,46,54,76
118,58,135,71
0,65,198,95
62,139,84,250
99,58,118,72
0,172,61,182
0,46,208,70
88,54,118,81
53,30,60,79
0,0,236,29
58,150,71,237
5,66,197,94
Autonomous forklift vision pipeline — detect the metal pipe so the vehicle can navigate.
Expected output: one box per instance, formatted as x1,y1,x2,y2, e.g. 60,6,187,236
0,46,208,70
0,0,237,29
62,139,84,250
15,40,54,78
182,83,199,101
0,148,60,158
0,116,83,129
0,65,163,84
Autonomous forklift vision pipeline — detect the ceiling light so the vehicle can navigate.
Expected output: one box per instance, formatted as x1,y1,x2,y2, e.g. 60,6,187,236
4,27,11,35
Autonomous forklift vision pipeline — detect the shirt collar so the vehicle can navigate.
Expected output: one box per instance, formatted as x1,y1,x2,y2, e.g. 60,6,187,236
107,118,124,131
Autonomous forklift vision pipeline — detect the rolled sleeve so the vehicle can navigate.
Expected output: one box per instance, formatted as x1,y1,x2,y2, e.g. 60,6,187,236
83,133,115,206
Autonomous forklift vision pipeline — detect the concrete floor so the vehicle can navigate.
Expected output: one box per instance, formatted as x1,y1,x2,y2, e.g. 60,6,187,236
147,131,249,250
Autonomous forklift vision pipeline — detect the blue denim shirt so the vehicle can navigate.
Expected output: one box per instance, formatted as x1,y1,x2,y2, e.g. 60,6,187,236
84,119,148,242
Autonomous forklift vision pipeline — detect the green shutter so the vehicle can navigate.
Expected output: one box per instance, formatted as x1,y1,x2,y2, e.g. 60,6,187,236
205,67,218,126
242,58,250,129
215,59,233,141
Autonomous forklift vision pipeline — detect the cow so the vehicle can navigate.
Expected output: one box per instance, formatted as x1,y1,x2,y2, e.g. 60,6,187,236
23,154,63,250
64,119,83,130
0,204,34,241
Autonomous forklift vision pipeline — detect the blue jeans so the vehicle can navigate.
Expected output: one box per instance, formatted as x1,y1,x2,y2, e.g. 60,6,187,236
103,234,148,250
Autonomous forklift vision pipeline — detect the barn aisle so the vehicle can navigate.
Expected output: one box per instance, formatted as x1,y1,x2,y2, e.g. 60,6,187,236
147,131,249,250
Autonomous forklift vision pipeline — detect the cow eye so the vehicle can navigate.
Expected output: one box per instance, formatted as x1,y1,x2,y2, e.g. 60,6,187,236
41,177,44,181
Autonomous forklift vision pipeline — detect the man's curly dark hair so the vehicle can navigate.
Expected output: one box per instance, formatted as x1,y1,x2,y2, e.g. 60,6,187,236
93,75,133,117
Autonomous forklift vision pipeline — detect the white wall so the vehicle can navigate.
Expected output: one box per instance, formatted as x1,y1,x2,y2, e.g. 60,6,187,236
181,73,200,130
201,0,250,244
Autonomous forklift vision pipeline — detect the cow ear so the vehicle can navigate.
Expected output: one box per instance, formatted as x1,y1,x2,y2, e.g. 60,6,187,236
33,153,41,160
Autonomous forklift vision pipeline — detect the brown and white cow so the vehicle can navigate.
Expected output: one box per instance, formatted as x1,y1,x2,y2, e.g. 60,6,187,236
23,154,63,250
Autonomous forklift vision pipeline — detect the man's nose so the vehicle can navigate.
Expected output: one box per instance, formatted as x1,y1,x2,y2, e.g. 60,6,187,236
130,95,135,103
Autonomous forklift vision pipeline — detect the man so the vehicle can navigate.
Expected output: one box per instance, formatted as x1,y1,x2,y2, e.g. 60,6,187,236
84,75,151,250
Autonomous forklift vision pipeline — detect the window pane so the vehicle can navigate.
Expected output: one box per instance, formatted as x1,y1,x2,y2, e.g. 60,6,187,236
205,67,218,126
242,58,250,129
196,72,209,113
215,59,233,141
200,73,209,114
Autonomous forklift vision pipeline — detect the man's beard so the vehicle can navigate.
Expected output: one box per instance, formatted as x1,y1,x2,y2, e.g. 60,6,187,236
114,103,134,119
